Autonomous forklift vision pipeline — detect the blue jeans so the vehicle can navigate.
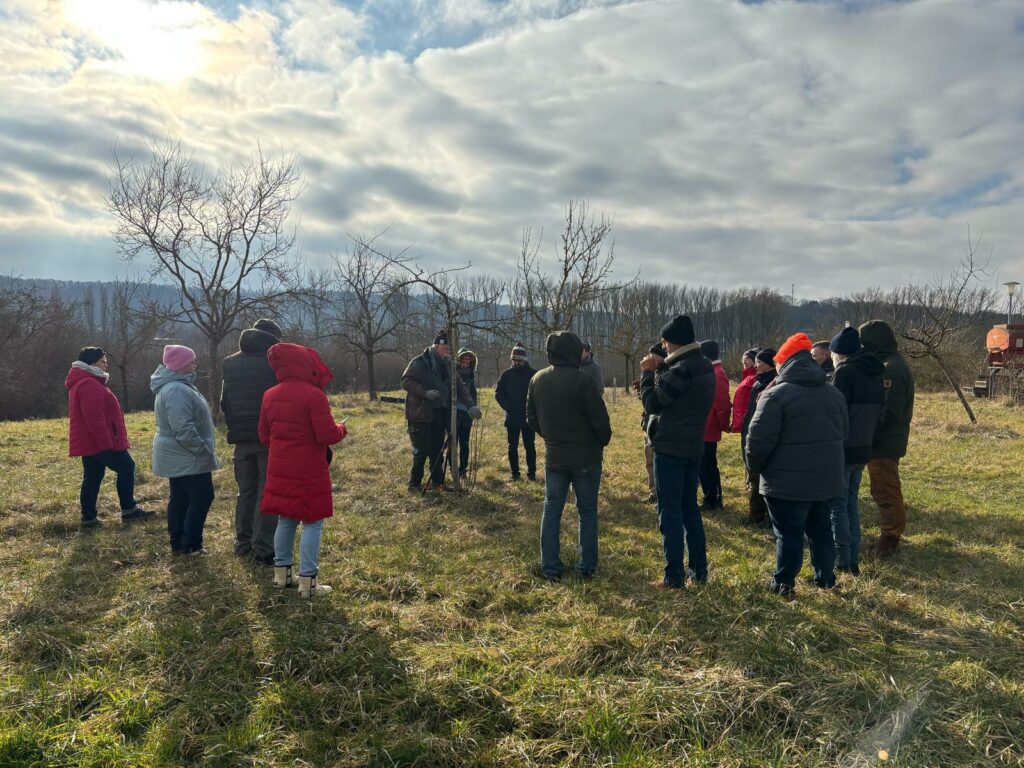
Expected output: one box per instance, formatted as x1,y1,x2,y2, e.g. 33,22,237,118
540,463,601,578
829,464,865,568
167,472,214,553
274,517,325,577
765,497,835,589
654,452,707,587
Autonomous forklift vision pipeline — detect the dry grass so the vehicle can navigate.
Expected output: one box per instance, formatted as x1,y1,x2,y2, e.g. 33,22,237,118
0,390,1022,767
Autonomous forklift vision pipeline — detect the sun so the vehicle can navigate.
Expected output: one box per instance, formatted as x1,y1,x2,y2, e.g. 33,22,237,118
63,0,209,82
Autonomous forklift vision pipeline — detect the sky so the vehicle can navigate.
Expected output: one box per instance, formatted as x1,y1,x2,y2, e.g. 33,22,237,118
0,0,1022,299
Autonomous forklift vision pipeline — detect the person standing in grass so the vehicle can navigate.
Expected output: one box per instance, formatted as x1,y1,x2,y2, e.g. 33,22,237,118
699,340,732,513
827,326,885,576
452,348,479,479
639,315,716,589
730,348,759,434
221,318,283,565
496,342,537,481
859,320,915,559
745,333,848,596
634,342,668,503
259,343,347,598
527,331,612,581
811,340,835,380
579,341,605,396
741,348,777,525
66,346,154,530
402,330,481,493
151,345,220,556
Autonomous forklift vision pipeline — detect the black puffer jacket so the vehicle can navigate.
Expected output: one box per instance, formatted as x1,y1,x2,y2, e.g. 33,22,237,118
221,328,280,444
746,350,849,501
859,321,915,459
639,342,715,461
496,363,536,428
832,347,885,465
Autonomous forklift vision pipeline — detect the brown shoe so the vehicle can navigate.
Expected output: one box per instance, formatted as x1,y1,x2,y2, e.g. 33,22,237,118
875,535,901,559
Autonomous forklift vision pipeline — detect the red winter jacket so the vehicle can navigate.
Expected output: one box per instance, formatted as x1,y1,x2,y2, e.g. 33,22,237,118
703,361,732,443
730,367,757,433
259,343,347,522
65,365,131,457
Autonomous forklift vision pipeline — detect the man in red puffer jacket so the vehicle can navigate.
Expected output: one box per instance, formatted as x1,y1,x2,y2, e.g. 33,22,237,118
699,340,732,512
66,347,154,529
259,343,347,598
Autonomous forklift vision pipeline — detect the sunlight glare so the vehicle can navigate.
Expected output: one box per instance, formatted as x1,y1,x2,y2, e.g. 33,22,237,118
63,0,209,82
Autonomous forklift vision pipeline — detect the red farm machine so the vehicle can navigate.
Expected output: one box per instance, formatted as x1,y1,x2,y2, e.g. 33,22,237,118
973,324,1024,398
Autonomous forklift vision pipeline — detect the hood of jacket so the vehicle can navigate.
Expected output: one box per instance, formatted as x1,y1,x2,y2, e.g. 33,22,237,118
150,364,197,393
239,327,280,355
268,342,333,388
838,347,885,378
775,350,826,387
456,348,477,373
65,362,108,390
546,331,583,368
859,320,898,356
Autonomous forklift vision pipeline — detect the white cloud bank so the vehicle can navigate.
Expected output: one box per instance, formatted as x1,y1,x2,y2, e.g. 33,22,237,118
0,0,1021,296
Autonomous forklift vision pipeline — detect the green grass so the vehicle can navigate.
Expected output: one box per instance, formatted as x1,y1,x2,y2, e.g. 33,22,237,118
0,391,1022,767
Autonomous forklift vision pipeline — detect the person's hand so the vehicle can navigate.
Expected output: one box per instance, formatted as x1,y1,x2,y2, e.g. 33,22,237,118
639,354,658,373
468,405,482,420
337,422,348,441
631,378,641,392
424,389,442,401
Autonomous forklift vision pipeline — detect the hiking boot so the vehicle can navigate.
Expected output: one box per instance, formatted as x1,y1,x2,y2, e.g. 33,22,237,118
298,573,332,598
120,508,155,524
875,535,901,559
272,565,297,588
80,518,101,531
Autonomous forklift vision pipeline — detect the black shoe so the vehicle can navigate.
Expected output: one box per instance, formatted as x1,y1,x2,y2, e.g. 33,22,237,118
250,552,275,566
577,570,595,580
458,469,467,478
687,568,708,584
767,580,794,597
511,473,522,481
527,473,537,481
408,484,423,495
120,509,155,524
837,563,861,576
80,518,101,530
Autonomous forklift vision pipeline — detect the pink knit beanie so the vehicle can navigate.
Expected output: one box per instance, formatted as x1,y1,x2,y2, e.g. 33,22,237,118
162,344,196,372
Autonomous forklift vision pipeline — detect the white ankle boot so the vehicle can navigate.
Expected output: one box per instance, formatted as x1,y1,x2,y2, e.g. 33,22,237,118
298,573,332,598
273,565,297,588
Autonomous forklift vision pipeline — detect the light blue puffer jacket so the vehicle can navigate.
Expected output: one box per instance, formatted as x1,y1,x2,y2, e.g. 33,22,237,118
150,365,220,478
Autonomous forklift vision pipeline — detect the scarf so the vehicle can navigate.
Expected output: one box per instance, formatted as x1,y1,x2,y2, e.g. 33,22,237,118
71,360,110,383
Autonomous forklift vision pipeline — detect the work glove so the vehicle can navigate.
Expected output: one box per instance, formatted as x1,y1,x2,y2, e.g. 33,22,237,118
424,389,442,401
468,405,483,420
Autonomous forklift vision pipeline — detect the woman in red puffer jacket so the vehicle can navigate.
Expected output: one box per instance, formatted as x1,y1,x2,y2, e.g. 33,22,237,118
259,343,347,598
730,349,759,433
66,347,153,529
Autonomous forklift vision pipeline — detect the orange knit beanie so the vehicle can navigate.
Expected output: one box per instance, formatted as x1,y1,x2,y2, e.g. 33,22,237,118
774,333,813,366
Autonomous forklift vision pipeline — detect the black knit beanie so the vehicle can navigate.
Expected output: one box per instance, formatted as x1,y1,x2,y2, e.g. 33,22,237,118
660,315,695,346
700,340,720,360
743,348,759,362
77,347,105,365
755,348,777,367
434,329,449,346
829,327,861,355
253,318,283,340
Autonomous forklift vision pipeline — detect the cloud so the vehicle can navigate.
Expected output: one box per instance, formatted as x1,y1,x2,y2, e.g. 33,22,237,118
0,0,1022,297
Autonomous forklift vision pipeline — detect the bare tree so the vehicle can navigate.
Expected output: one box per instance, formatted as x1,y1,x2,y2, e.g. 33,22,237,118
891,231,997,423
332,236,410,400
106,140,302,405
518,199,623,335
102,278,179,404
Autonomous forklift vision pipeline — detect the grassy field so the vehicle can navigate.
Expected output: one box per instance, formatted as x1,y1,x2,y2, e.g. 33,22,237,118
0,389,1022,767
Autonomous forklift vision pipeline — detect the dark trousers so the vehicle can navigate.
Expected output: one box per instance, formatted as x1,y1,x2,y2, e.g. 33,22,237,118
80,450,138,521
450,412,472,474
654,451,707,587
748,472,768,521
232,442,276,557
167,472,215,553
507,423,537,477
764,497,835,589
409,409,450,488
699,441,722,505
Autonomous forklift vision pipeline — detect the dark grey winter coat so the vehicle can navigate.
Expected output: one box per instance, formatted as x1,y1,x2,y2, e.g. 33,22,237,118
745,350,849,501
831,347,885,465
639,342,716,461
221,328,281,444
401,347,474,423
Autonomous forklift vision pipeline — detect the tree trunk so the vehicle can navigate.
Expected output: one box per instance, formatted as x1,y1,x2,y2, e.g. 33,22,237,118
365,349,378,401
206,334,224,423
935,353,977,423
448,326,460,492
